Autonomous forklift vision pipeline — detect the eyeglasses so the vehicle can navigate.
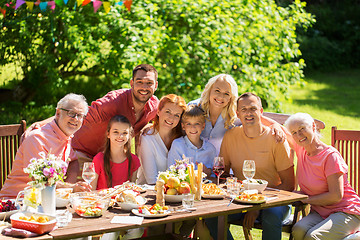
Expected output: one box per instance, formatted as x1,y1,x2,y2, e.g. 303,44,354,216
59,108,86,120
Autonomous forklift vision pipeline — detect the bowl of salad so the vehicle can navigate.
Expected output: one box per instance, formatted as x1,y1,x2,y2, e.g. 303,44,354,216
70,192,110,218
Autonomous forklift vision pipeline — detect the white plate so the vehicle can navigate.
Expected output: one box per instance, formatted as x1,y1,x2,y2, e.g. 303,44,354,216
202,194,226,199
56,188,73,208
233,197,267,204
131,209,170,218
118,196,146,211
0,199,19,220
164,194,186,203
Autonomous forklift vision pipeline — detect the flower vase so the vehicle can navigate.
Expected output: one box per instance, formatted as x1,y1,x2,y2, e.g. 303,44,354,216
40,185,56,216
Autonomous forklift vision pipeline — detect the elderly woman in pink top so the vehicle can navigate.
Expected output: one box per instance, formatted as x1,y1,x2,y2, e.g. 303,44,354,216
285,113,360,240
0,93,91,199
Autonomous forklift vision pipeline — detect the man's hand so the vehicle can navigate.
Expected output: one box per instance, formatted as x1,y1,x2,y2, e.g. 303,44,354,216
243,210,260,229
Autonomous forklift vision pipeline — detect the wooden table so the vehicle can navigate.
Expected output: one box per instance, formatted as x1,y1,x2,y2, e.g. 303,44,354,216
2,189,307,240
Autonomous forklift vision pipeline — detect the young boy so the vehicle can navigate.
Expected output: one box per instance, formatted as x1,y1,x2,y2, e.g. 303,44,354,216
168,104,216,176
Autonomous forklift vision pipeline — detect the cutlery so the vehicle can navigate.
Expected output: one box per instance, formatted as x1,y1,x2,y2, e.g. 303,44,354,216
227,197,235,207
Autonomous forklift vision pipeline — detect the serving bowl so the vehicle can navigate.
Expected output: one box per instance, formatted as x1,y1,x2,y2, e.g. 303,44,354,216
164,194,186,203
242,179,268,193
118,196,146,211
10,212,56,234
70,192,110,217
56,188,73,208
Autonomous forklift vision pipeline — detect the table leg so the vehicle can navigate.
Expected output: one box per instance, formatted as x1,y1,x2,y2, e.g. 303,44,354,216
165,222,173,233
218,215,227,240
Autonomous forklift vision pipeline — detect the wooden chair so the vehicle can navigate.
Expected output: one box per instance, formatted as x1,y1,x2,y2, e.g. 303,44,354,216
263,112,325,130
0,120,26,189
229,112,320,240
331,126,360,195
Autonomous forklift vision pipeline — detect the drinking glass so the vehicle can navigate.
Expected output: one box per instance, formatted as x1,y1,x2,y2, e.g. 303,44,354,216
213,157,225,185
82,162,95,185
242,160,256,189
182,193,195,209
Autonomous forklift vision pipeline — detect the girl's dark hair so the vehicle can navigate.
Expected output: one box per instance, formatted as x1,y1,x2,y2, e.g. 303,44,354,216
103,115,133,188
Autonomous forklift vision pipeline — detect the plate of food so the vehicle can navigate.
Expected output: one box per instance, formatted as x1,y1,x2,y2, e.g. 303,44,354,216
0,199,19,220
201,183,226,199
131,204,170,218
233,190,266,204
56,188,73,208
10,212,57,234
115,190,146,211
113,182,146,193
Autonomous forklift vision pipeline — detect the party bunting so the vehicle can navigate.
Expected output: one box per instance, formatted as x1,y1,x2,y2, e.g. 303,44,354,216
82,0,90,6
55,0,63,6
25,1,33,10
103,1,110,13
76,0,83,7
39,1,47,11
93,0,102,13
48,1,55,10
0,7,6,17
2,0,131,17
123,0,131,12
15,0,25,10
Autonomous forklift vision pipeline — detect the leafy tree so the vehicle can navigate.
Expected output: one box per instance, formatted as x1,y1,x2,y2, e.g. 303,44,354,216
0,0,314,124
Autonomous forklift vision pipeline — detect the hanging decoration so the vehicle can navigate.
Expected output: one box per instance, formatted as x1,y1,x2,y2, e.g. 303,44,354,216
1,0,132,18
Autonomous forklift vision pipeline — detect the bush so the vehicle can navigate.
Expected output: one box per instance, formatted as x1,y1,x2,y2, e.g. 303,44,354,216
299,0,360,71
0,0,314,124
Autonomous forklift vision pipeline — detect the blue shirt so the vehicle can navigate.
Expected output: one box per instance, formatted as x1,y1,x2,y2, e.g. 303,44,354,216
168,136,217,170
188,98,241,155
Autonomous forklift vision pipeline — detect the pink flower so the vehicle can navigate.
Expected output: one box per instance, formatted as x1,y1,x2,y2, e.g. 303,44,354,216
43,168,51,177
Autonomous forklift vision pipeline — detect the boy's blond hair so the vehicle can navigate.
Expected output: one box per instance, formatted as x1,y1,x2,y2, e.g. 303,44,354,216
182,104,206,124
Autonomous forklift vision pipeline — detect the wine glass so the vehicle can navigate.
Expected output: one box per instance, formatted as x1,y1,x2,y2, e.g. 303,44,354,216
82,162,96,186
242,160,256,189
213,157,225,185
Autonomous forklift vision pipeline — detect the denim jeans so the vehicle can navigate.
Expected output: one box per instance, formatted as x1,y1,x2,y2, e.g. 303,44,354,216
205,205,291,240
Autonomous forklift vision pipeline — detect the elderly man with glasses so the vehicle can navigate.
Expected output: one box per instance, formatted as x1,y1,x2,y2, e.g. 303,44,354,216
0,93,91,199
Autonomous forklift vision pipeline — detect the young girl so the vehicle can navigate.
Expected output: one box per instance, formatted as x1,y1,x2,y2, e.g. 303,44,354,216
91,115,143,240
91,115,140,190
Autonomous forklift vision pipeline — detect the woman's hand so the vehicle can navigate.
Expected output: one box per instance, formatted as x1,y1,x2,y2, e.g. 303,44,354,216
72,182,92,192
271,123,285,143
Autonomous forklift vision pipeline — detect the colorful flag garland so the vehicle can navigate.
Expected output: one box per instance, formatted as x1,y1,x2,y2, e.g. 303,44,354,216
1,0,132,17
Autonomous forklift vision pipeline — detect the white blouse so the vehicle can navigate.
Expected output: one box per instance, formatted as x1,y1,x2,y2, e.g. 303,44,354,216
137,130,168,185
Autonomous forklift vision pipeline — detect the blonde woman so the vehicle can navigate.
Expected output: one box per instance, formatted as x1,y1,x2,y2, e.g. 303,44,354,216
190,74,284,155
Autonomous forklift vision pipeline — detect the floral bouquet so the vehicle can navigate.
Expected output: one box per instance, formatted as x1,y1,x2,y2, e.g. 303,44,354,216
157,157,206,195
24,152,69,188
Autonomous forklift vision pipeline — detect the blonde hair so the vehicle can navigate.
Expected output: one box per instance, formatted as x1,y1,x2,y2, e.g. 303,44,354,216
200,74,238,129
182,104,206,124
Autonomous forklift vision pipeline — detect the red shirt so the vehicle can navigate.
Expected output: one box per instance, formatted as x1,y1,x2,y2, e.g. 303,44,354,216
72,89,159,158
93,152,140,190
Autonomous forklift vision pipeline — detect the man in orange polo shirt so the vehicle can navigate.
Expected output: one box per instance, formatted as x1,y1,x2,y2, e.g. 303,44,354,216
205,92,295,240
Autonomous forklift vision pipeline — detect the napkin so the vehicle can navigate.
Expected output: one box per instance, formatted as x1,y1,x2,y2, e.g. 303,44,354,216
2,227,38,238
111,216,144,225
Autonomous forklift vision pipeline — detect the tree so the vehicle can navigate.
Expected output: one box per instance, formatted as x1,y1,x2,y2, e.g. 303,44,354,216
0,0,314,123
